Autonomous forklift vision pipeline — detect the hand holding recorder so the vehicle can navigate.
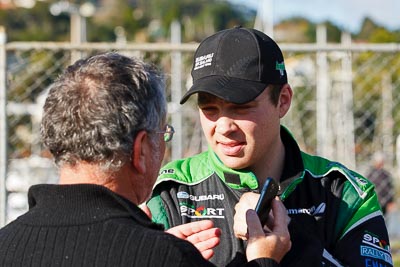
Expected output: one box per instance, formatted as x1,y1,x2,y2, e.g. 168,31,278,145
233,178,291,263
255,177,279,226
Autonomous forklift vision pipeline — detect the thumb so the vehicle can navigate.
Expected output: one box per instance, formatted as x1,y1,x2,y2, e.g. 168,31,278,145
246,209,269,262
246,209,264,239
140,204,152,220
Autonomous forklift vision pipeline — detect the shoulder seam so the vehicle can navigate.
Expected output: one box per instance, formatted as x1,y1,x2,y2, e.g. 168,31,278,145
153,173,214,188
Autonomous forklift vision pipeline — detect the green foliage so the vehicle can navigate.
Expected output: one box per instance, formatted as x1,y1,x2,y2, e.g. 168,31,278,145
136,0,253,42
354,17,400,42
94,0,147,41
324,21,342,42
0,1,398,43
203,2,249,30
276,17,342,43
369,28,399,43
0,2,69,41
0,0,255,42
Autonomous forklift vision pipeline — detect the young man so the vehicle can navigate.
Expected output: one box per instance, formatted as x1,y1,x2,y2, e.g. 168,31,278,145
0,52,290,267
147,27,392,266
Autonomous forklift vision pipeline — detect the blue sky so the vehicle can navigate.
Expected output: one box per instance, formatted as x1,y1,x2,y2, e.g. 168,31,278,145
229,0,400,33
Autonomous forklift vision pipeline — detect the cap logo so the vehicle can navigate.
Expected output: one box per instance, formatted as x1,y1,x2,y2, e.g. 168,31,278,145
194,53,214,71
275,61,285,76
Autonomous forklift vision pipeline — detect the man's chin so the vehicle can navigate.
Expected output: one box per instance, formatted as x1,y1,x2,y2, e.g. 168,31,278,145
219,156,248,170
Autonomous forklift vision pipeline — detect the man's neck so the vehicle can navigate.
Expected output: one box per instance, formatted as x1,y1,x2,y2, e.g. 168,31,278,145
58,162,141,205
255,138,285,186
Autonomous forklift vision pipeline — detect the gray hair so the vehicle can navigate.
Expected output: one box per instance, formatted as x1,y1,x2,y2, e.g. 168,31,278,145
41,52,167,170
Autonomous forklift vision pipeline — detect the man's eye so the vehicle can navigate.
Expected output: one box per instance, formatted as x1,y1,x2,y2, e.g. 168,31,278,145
236,106,250,109
200,106,219,115
200,106,216,111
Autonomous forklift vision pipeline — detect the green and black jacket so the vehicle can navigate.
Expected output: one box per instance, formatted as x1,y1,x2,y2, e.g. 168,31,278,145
148,126,392,267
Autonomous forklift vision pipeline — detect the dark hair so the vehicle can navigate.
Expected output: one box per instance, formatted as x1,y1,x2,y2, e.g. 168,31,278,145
41,52,166,170
269,84,284,106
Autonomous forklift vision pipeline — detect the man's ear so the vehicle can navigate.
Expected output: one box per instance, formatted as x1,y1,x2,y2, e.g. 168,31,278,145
278,84,293,118
132,130,150,174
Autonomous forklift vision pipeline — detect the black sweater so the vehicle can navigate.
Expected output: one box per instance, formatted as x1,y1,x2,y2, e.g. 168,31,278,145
0,184,277,267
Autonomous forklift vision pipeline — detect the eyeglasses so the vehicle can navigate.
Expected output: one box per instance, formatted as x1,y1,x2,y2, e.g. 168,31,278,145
156,124,175,142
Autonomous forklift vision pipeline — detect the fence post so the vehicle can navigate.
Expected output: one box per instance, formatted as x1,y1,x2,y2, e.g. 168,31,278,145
170,21,183,160
396,135,400,181
339,32,356,169
381,74,394,167
316,24,331,158
0,26,7,227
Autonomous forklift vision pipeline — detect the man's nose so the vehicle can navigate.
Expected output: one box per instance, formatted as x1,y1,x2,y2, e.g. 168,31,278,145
215,116,236,135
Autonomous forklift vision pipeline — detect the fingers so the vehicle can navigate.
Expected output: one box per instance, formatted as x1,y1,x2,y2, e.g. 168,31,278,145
186,227,221,244
165,220,221,260
245,205,291,263
242,197,291,263
185,227,220,260
233,192,260,240
245,209,271,261
166,220,216,238
242,192,261,208
270,198,291,232
190,236,220,260
246,209,265,240
199,249,215,260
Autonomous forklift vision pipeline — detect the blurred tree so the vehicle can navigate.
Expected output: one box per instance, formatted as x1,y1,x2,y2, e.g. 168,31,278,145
138,0,253,42
356,17,378,41
369,28,398,43
324,21,342,42
1,1,398,43
276,17,314,43
0,1,69,41
274,17,342,43
355,17,400,42
89,0,147,42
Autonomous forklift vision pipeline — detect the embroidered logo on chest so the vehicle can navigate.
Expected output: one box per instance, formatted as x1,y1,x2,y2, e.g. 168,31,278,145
177,191,226,219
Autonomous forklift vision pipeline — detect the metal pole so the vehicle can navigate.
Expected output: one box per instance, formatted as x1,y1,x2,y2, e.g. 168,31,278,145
340,32,356,169
381,74,394,166
0,26,7,226
70,11,84,63
316,25,331,158
396,135,400,181
254,0,274,37
170,21,183,160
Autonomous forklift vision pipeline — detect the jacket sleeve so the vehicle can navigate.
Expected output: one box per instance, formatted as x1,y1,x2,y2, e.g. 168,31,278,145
322,168,393,267
329,174,393,267
147,181,188,229
147,191,171,229
282,175,392,267
332,209,392,266
283,209,392,267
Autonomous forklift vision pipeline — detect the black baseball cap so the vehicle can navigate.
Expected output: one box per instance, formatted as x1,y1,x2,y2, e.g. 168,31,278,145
180,26,287,104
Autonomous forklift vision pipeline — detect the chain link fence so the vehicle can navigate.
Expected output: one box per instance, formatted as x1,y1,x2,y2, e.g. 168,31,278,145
1,37,400,254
